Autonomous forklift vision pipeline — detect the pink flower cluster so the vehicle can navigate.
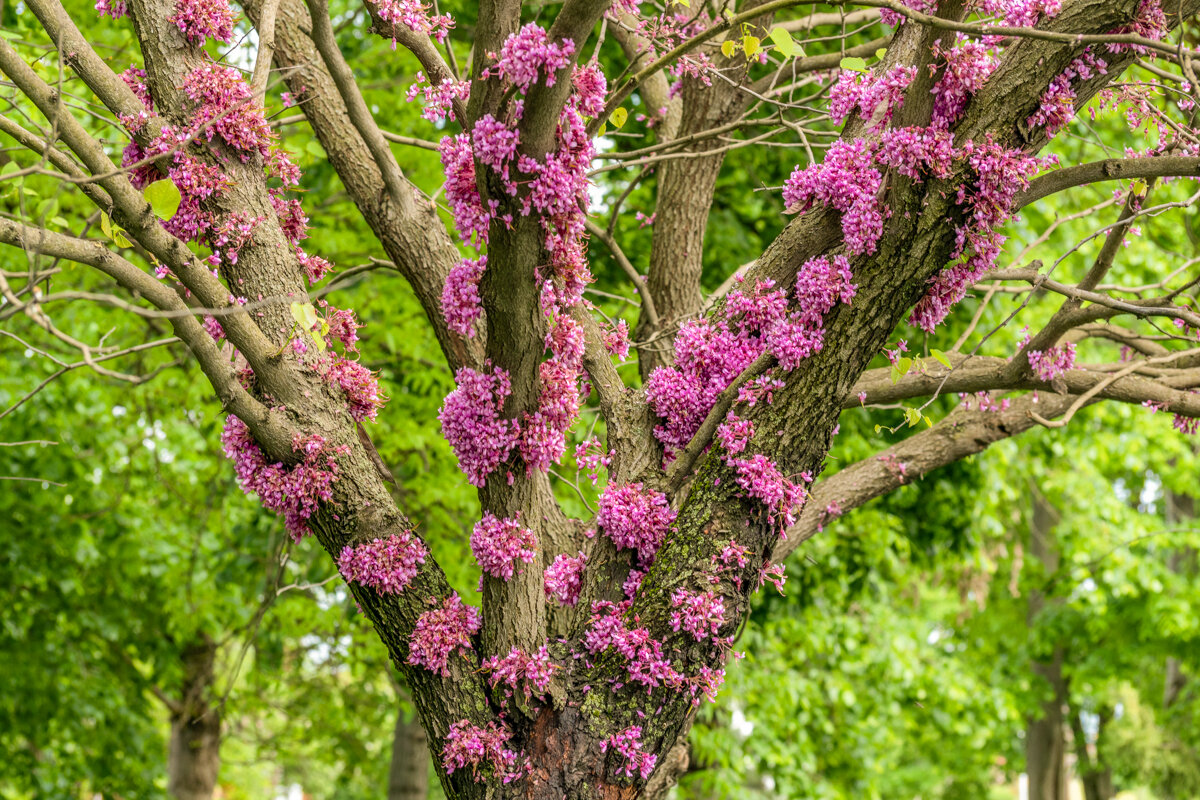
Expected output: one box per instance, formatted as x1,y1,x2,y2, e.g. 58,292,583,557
371,0,454,44
405,73,470,122
604,319,631,360
439,365,518,487
574,437,613,484
782,139,884,256
182,63,276,163
648,270,855,460
95,0,128,18
427,36,607,487
1027,342,1076,381
584,602,683,690
337,531,428,595
601,726,657,780
879,0,934,27
829,65,916,129
910,138,1046,332
1027,51,1108,135
728,453,806,528
170,0,235,45
221,416,345,539
596,483,676,565
407,592,481,676
480,645,556,700
976,0,1061,27
442,720,528,784
471,513,538,581
442,257,486,337
930,36,998,128
544,551,587,606
487,23,577,91
669,589,725,642
318,356,386,422
1174,414,1199,435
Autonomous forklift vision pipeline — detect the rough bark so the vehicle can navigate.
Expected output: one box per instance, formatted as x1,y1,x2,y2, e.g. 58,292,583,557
388,708,430,800
167,638,221,800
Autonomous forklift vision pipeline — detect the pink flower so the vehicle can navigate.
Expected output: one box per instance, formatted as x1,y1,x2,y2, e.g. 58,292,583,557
544,551,587,606
596,483,676,565
1027,342,1076,381
439,365,519,487
471,513,538,581
490,24,577,91
601,726,657,780
669,588,725,641
221,417,344,540
442,256,486,337
337,531,427,595
171,0,235,47
480,645,556,700
782,139,884,256
442,720,528,783
407,593,481,676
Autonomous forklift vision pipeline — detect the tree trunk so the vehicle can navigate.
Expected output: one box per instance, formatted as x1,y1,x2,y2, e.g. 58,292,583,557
1027,651,1069,800
1164,490,1194,710
1026,489,1068,800
167,637,220,800
388,707,429,800
1069,700,1114,800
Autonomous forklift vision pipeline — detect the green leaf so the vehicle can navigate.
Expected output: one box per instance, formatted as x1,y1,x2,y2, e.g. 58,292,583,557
890,365,902,385
768,26,796,58
905,407,921,427
100,212,113,240
875,48,888,60
840,56,868,73
930,348,952,368
289,301,321,332
609,107,628,129
144,180,182,221
721,39,739,59
743,35,761,58
597,122,608,137
897,357,912,376
113,230,131,248
0,161,18,178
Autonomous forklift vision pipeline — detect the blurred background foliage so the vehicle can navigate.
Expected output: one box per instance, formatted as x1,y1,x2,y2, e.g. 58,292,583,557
1,0,1198,798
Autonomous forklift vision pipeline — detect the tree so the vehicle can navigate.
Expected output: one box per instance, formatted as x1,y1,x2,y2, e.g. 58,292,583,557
3,0,1200,797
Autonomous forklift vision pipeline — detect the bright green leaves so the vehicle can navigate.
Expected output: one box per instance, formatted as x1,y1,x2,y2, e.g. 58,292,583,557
289,301,327,352
890,356,913,385
99,212,132,248
720,25,801,61
840,56,869,73
143,179,181,221
768,26,799,59
608,106,628,130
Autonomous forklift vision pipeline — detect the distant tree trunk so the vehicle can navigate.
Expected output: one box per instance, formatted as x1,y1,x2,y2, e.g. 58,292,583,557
1026,489,1067,800
388,708,428,800
1164,490,1194,710
167,637,220,800
1069,701,1114,800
